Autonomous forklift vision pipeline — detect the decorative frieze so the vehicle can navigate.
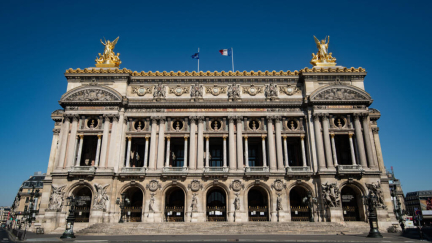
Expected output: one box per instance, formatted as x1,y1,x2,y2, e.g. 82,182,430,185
206,85,227,96
169,85,190,96
132,86,152,96
279,85,300,96
242,84,263,96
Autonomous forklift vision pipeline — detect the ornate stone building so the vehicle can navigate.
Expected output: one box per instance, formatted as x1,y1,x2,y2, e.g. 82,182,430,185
37,37,398,232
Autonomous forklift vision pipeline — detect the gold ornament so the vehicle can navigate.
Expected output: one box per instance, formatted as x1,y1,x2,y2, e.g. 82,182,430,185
95,37,121,67
310,36,337,67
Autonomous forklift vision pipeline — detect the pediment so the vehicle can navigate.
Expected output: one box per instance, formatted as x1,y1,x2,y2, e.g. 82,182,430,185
309,84,372,103
60,85,122,104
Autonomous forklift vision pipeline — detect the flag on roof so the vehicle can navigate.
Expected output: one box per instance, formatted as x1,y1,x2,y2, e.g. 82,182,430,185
219,49,232,56
191,53,199,59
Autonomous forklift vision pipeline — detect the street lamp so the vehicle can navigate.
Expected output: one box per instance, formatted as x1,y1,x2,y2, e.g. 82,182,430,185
22,185,39,240
116,193,130,223
303,191,316,222
60,196,76,239
363,192,383,238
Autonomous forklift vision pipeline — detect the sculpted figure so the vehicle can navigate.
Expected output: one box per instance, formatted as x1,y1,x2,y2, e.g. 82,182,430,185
149,194,155,213
277,194,283,211
96,37,121,67
265,84,278,98
227,84,240,99
322,182,340,208
153,83,166,98
310,35,337,66
191,194,198,212
190,84,203,98
93,183,110,210
234,195,240,211
366,182,387,209
48,185,66,210
13,196,20,209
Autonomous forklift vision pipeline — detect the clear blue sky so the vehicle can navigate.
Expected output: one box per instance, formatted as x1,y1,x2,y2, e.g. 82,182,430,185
0,0,431,206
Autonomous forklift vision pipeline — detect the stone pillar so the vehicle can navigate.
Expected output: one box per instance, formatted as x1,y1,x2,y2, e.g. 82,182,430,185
348,134,357,165
66,115,79,167
107,114,119,168
165,136,171,167
189,117,197,170
275,117,284,171
353,114,368,168
95,134,102,166
223,135,227,168
228,117,236,170
330,133,338,167
282,135,289,167
125,136,132,167
197,117,204,170
205,135,210,168
322,114,334,169
236,117,244,171
362,115,376,168
244,135,249,167
115,111,126,171
144,136,149,168
372,128,386,172
75,135,84,166
183,135,188,168
47,129,60,174
148,117,158,170
157,118,166,170
57,115,71,168
267,117,277,171
261,135,267,167
300,135,307,167
99,115,110,168
313,114,326,170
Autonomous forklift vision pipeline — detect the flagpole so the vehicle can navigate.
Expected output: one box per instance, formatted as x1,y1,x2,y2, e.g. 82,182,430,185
231,47,234,72
198,48,200,72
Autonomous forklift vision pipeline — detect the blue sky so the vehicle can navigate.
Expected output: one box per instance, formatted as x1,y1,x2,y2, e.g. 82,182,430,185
0,0,431,206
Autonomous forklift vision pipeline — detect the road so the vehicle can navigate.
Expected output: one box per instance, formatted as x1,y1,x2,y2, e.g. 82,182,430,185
0,229,12,243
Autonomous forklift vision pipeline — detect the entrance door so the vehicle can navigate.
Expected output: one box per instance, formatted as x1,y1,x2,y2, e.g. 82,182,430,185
74,187,92,222
290,186,310,221
341,186,361,221
165,188,185,222
124,187,143,222
207,188,226,221
248,187,269,221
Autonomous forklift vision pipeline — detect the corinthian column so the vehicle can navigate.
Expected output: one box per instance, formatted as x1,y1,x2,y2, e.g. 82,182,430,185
261,135,267,167
183,135,188,168
189,117,197,170
313,114,326,170
125,136,132,167
274,117,284,171
267,116,277,171
228,117,236,170
301,135,307,167
362,115,376,169
157,118,166,170
353,114,368,168
322,114,334,169
282,135,289,167
66,115,79,167
143,136,149,168
205,135,210,168
236,117,244,171
372,127,385,172
223,135,227,168
330,133,338,167
197,117,204,170
57,115,71,168
95,134,102,166
75,135,84,166
244,135,249,167
148,117,158,170
165,136,171,167
348,133,357,165
99,115,110,167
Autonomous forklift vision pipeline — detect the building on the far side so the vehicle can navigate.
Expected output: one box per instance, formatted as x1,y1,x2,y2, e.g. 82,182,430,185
405,190,432,224
386,167,405,215
0,207,11,225
11,172,45,222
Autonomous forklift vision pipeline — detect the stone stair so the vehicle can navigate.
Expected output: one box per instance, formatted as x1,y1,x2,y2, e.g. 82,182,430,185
78,221,371,235
48,222,92,234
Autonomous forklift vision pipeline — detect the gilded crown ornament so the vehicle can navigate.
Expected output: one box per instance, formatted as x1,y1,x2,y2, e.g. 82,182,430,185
310,35,337,67
95,37,121,67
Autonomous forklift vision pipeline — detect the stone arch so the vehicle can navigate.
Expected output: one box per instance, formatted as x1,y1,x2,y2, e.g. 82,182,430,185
339,182,366,221
162,183,188,222
287,182,315,222
244,183,271,222
66,182,94,223
59,85,123,105
66,181,95,198
309,84,372,104
204,184,229,222
286,182,315,197
119,182,146,195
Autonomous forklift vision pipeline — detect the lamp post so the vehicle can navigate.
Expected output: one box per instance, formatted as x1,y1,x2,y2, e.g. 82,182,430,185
23,185,39,240
303,191,317,222
363,191,383,238
60,196,76,239
116,193,130,223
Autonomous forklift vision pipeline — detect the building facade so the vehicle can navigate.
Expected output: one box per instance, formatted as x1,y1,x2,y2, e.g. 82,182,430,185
36,38,398,232
0,207,11,225
405,190,432,224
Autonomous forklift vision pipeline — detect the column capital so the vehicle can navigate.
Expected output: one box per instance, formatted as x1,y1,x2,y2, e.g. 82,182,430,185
97,134,102,139
127,136,132,141
322,113,330,119
145,135,150,141
300,134,305,140
261,134,267,139
313,113,322,120
243,135,248,139
159,117,166,123
63,114,71,122
235,116,243,121
103,114,111,122
197,116,205,122
352,113,364,119
228,116,236,122
79,134,84,139
53,128,61,134
72,114,80,122
184,135,189,140
166,135,171,140
204,135,209,140
282,135,287,139
330,133,335,138
223,135,228,139
266,115,275,121
112,114,120,122
372,127,379,134
189,116,197,122
348,133,354,138
274,115,282,122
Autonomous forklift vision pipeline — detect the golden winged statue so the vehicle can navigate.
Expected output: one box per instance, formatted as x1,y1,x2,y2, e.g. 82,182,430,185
95,36,121,67
310,35,337,67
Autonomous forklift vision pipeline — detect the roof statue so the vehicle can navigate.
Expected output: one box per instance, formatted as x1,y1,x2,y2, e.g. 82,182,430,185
95,37,121,68
310,35,337,67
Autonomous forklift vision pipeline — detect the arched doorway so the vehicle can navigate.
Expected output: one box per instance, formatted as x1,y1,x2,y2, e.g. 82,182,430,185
165,187,185,222
289,186,310,221
341,185,363,221
73,187,92,222
123,187,143,222
206,187,226,221
248,187,269,221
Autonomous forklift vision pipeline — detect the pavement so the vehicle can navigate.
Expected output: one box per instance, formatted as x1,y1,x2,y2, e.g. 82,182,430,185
1,227,431,243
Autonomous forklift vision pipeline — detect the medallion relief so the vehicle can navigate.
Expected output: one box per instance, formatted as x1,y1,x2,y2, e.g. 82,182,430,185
205,85,227,96
132,86,152,96
230,180,244,192
188,180,202,192
169,85,190,96
279,85,300,96
272,179,286,191
146,180,161,192
242,84,263,96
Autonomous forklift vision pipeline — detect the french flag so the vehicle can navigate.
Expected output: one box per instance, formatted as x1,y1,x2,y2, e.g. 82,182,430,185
219,48,232,56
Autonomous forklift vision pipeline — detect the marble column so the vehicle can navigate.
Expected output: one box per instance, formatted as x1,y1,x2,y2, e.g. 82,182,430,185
47,130,60,174
189,117,197,170
99,115,110,168
330,133,338,167
57,115,71,168
322,114,334,169
261,135,267,167
143,136,149,168
66,115,79,167
228,117,236,170
107,115,119,168
148,117,158,170
372,128,386,172
197,117,204,170
362,115,376,168
157,118,166,170
223,135,227,168
205,135,210,168
125,136,132,167
236,117,244,171
282,135,289,167
348,134,357,165
353,114,368,168
274,117,284,171
244,135,249,167
95,134,102,166
313,114,326,170
165,136,171,167
114,111,126,171
301,135,307,167
183,135,188,168
75,135,84,166
267,117,277,171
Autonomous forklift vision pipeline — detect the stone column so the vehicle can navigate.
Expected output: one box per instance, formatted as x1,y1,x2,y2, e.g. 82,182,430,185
362,115,376,168
348,133,357,165
244,135,249,167
197,117,204,170
114,111,126,171
236,117,244,171
301,135,307,167
313,114,326,170
75,135,84,166
47,129,60,174
228,117,236,170
330,133,338,167
353,114,368,168
275,117,284,171
372,128,386,172
282,135,289,167
125,136,132,167
144,136,149,168
157,118,166,170
205,135,210,168
99,115,110,168
66,115,79,167
223,135,227,168
267,117,277,171
189,117,197,170
183,135,188,168
261,135,267,167
148,117,158,170
322,114,334,169
95,134,102,166
107,114,119,168
165,136,171,167
57,115,71,168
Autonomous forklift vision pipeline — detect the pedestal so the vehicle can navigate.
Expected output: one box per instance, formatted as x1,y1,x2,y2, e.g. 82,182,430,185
328,207,343,222
89,209,104,224
43,210,62,233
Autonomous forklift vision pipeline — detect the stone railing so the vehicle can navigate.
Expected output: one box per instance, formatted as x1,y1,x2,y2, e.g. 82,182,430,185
69,166,96,172
286,166,311,172
163,167,188,173
204,167,229,173
337,164,363,172
121,167,147,173
245,166,269,173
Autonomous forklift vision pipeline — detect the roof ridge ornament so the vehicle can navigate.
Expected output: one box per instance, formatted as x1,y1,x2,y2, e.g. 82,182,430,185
310,35,337,67
95,36,121,68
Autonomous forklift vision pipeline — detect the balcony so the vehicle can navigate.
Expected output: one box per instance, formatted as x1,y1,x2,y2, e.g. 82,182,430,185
204,167,229,173
119,167,146,179
163,167,188,173
68,166,96,178
337,164,364,175
245,166,269,173
286,166,313,178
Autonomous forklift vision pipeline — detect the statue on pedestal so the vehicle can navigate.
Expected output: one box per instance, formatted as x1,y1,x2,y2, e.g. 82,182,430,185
310,36,337,67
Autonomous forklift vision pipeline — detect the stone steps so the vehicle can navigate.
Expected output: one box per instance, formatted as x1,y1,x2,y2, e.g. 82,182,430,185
78,222,371,235
48,222,91,234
